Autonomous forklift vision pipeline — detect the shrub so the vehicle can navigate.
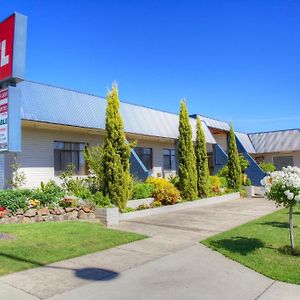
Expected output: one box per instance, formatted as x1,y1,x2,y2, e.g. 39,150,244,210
91,191,112,208
131,183,155,200
60,196,78,208
137,203,150,210
209,176,221,194
168,174,180,189
0,189,33,212
219,177,228,188
242,175,251,186
146,177,180,205
227,124,242,190
177,100,198,200
150,200,162,208
259,162,276,173
31,180,64,206
195,116,210,198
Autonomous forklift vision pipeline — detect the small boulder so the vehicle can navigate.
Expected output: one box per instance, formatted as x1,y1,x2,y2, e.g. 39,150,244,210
37,208,49,216
66,210,78,220
87,213,96,219
24,209,37,218
78,210,88,220
16,208,24,215
82,206,92,213
65,207,75,213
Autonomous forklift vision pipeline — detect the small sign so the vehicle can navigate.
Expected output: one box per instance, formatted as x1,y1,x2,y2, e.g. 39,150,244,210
0,89,8,150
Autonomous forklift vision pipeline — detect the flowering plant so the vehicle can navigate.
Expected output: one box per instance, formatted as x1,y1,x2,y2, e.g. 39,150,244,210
0,206,5,218
261,166,300,250
27,199,41,208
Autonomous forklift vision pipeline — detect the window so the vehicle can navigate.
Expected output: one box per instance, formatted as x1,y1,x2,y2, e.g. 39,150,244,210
54,141,87,175
135,147,152,171
163,149,176,170
273,156,294,170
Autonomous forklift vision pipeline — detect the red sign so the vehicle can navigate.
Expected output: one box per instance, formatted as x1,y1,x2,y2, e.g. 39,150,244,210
0,15,15,82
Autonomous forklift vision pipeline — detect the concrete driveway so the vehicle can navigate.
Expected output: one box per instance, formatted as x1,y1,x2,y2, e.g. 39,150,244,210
2,197,299,299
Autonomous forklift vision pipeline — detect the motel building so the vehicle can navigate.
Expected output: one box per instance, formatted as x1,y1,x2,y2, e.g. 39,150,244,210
0,13,300,190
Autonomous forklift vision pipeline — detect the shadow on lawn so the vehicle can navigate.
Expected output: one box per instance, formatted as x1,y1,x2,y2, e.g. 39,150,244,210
260,221,297,229
0,252,119,281
210,236,264,255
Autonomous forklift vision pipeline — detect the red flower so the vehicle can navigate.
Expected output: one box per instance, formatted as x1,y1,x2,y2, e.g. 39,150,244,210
0,207,5,211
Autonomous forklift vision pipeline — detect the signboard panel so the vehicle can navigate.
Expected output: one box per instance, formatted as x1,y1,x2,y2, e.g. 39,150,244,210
0,89,8,150
0,13,27,84
0,87,21,152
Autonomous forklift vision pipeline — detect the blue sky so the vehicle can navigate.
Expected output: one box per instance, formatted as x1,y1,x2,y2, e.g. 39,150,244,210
1,0,300,133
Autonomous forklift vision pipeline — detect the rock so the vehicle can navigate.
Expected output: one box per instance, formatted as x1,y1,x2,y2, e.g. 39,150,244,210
53,215,64,222
23,217,33,223
37,208,49,216
66,210,78,220
78,210,88,220
24,209,37,218
9,216,18,223
17,215,24,223
16,208,24,215
4,209,12,217
65,207,75,213
34,215,43,222
87,213,96,219
82,206,92,213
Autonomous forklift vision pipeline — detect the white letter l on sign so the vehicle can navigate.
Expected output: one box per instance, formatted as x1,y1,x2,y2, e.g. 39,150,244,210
0,40,9,67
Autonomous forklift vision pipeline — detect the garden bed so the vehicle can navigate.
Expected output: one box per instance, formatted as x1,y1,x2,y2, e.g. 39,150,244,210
120,192,240,221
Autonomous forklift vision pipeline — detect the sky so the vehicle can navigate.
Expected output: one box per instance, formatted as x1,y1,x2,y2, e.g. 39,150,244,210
1,0,300,133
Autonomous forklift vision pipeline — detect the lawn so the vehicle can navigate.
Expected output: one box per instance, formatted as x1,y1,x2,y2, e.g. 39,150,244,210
202,208,300,284
0,221,146,276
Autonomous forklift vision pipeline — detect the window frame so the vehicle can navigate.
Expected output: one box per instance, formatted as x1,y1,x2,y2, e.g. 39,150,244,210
163,148,176,170
54,141,87,176
134,147,153,171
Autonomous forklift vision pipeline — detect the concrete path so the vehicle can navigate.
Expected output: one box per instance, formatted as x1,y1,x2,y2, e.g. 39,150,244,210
1,197,299,299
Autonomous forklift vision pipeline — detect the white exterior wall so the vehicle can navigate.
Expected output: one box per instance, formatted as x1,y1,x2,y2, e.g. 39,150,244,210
253,151,300,168
17,126,103,188
213,133,228,152
135,139,176,178
9,125,179,189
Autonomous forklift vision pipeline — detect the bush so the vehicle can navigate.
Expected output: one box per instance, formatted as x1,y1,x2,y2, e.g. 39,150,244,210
91,191,112,208
131,183,155,200
60,196,78,208
242,175,251,186
259,162,276,173
209,176,221,194
0,189,33,212
146,177,180,205
219,177,228,188
168,174,180,189
32,181,64,206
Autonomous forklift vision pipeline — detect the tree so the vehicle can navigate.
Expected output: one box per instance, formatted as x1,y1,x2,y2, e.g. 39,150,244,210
262,166,300,251
227,124,242,190
178,100,198,200
195,116,210,197
101,84,131,211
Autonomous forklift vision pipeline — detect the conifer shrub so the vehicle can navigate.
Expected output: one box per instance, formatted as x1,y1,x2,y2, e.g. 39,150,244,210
101,84,132,212
195,116,210,198
178,100,198,200
227,124,242,190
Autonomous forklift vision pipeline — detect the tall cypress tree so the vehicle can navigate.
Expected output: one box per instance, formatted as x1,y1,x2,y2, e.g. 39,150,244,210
227,124,242,191
178,100,198,200
102,84,131,211
195,116,210,197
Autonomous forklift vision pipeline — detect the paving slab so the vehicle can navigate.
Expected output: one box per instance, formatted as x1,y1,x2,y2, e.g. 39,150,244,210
258,281,300,300
48,244,274,300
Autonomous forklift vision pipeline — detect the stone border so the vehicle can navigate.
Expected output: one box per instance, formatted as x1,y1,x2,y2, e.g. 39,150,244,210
120,192,240,221
126,198,155,209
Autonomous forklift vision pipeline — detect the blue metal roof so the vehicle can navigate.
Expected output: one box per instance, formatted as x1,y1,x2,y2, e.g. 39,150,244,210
18,81,216,144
